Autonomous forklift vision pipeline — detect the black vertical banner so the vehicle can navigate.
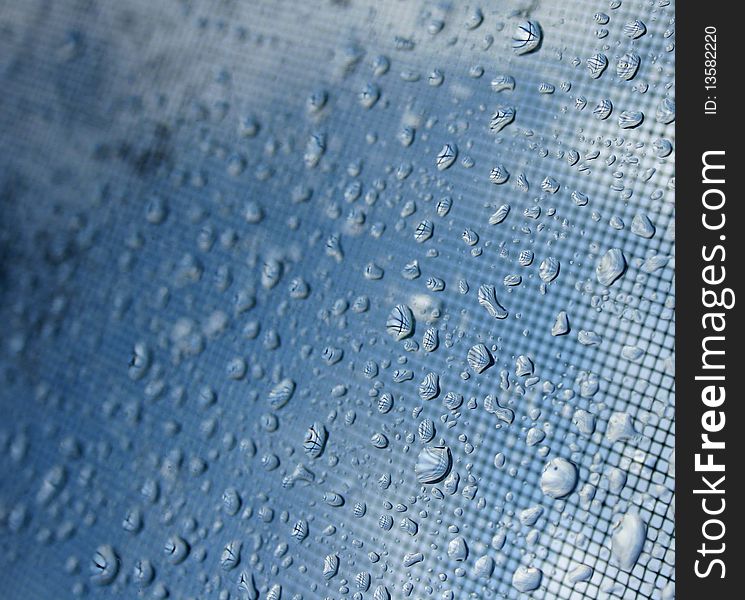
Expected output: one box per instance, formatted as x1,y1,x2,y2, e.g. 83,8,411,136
677,2,743,596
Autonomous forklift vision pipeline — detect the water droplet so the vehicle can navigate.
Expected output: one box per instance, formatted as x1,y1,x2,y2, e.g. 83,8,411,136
612,512,646,570
540,457,578,498
512,566,543,592
386,304,415,340
415,446,452,484
478,284,508,319
596,248,627,286
512,21,542,55
435,144,458,170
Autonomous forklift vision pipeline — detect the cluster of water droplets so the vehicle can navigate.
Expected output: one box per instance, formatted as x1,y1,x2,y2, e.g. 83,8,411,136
0,0,675,598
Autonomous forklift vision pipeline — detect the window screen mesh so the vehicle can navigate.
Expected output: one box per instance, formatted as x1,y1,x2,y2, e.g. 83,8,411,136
0,0,675,598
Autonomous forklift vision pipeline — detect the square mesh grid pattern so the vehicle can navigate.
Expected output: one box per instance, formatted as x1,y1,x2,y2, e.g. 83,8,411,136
0,0,674,599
